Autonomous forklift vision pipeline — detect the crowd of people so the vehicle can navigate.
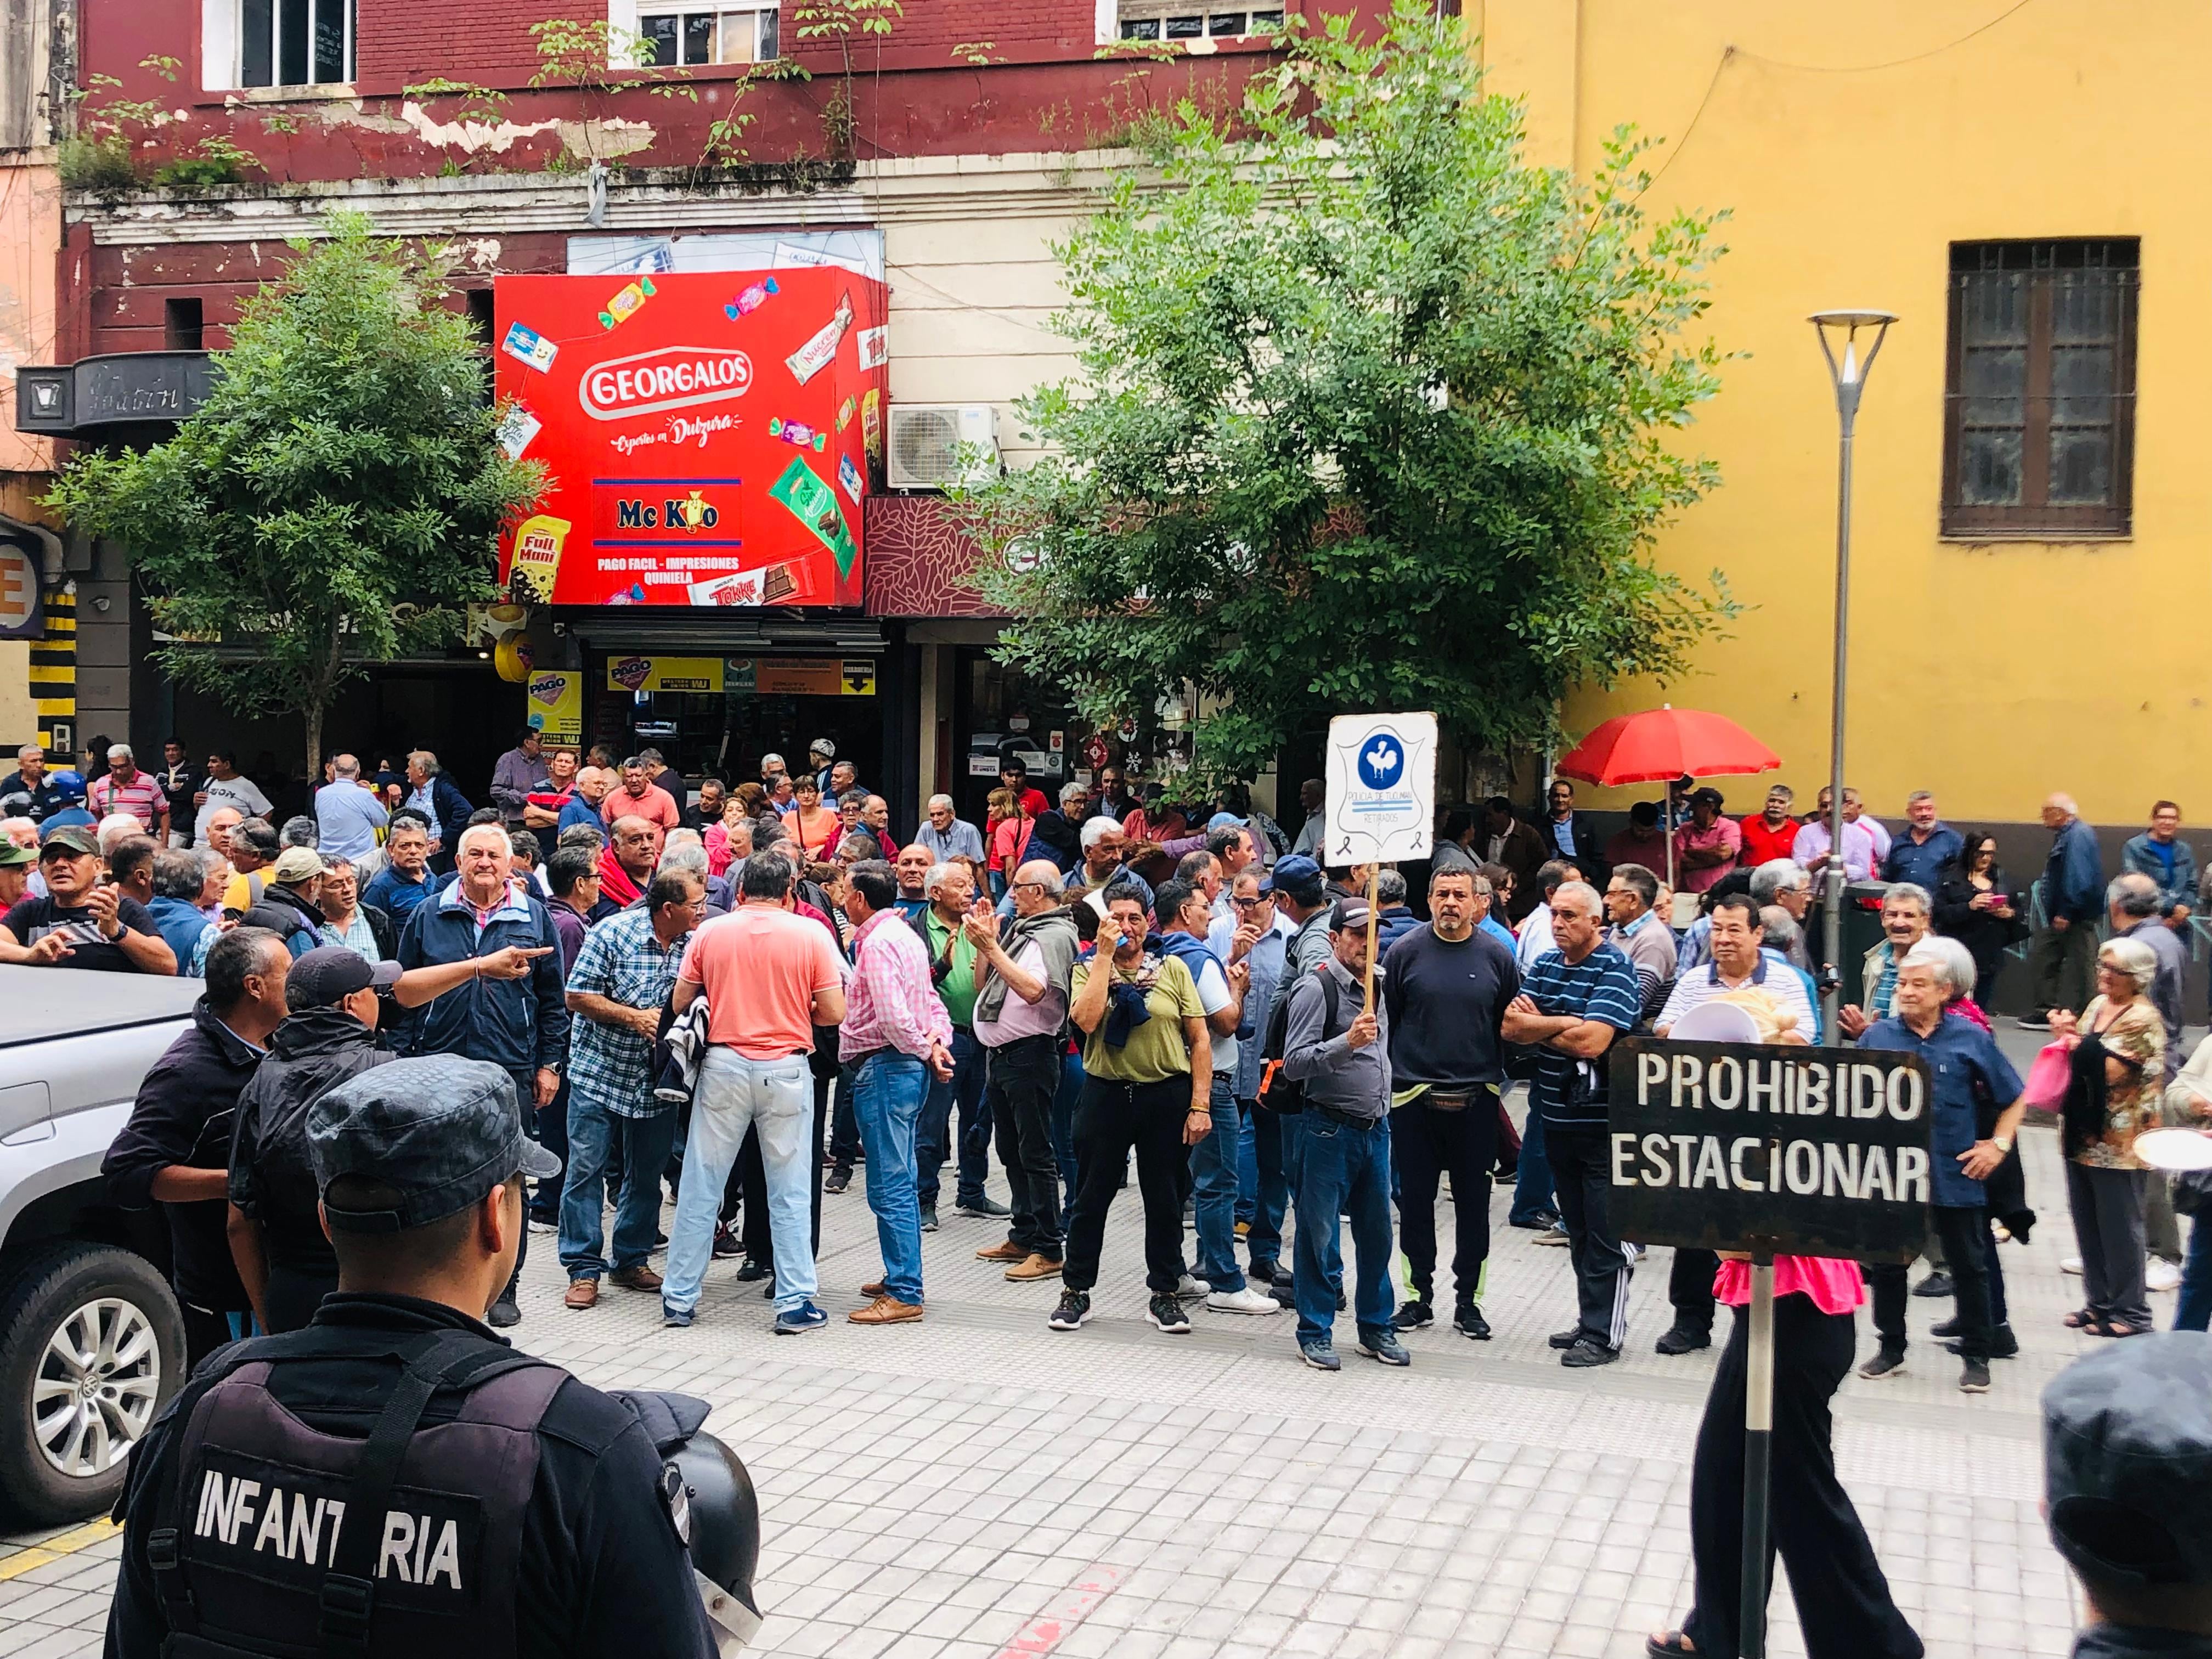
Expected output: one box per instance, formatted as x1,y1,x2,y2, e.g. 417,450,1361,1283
54,733,2210,1398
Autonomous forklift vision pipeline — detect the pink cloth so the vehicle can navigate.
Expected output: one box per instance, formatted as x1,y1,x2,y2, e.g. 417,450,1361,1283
1673,816,1742,893
842,906,952,1062
1948,998,1992,1032
1714,1255,1864,1316
704,820,736,877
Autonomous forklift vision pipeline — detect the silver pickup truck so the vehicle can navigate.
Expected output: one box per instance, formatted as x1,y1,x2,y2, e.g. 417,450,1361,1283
0,966,202,1523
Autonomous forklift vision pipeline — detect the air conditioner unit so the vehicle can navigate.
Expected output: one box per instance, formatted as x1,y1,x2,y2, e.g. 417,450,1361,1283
886,403,1000,491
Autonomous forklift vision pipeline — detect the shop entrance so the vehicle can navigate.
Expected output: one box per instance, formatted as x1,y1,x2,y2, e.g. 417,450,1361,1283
588,652,882,795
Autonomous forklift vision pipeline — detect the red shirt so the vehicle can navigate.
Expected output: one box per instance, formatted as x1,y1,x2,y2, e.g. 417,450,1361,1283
1739,814,1801,868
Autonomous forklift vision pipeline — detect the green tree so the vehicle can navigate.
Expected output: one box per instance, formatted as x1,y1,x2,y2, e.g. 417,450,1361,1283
964,0,1734,782
46,212,540,777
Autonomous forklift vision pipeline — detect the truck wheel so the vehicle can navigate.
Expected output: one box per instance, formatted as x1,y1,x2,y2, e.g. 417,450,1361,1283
0,1243,184,1525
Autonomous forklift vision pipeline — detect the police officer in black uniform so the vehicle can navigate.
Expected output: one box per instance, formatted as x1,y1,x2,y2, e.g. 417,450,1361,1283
105,1054,723,1659
2044,1331,2212,1658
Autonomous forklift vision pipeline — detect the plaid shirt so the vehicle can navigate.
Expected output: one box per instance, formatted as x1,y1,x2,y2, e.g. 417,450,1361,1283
565,907,690,1119
841,906,951,1062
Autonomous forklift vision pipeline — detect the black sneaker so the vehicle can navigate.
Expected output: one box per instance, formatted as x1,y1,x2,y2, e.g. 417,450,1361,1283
955,1195,1011,1219
1548,1327,1584,1350
1454,1306,1491,1340
1959,1359,1992,1393
1357,1328,1411,1367
1931,1316,1962,1337
919,1205,939,1233
1560,1337,1617,1368
1859,1347,1908,1380
734,1259,771,1282
1912,1271,1954,1299
710,1226,741,1260
1655,1325,1712,1356
1945,1324,2019,1360
1048,1289,1091,1330
1508,1211,1561,1231
488,1295,521,1329
1147,1293,1192,1334
2015,1013,2052,1030
1391,1301,1434,1330
824,1167,851,1194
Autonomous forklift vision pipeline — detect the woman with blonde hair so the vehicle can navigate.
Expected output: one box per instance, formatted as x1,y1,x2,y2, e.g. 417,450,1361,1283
2049,934,2165,1338
986,785,1031,902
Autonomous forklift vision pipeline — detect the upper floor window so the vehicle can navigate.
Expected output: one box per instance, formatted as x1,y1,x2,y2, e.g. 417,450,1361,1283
1943,239,2138,538
238,0,354,88
1115,4,1283,42
639,3,780,66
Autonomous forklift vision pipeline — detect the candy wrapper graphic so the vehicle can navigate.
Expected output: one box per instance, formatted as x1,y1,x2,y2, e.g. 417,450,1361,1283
724,277,779,320
769,456,857,579
500,322,558,373
686,565,795,606
836,396,855,432
785,291,854,387
495,403,542,461
838,454,864,506
855,325,889,370
861,389,883,461
768,416,827,452
599,276,657,330
607,584,647,605
508,514,571,602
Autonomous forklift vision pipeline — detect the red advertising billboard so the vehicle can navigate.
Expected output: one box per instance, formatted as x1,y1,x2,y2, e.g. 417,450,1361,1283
493,268,889,608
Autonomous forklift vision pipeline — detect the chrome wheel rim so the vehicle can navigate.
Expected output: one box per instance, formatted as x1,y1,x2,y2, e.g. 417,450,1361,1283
33,1296,161,1478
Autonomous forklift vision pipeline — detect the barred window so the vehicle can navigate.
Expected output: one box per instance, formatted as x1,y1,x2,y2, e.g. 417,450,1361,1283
1943,240,2138,538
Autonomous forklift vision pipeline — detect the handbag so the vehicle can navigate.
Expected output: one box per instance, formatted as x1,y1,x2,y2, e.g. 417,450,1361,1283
2019,1040,2072,1116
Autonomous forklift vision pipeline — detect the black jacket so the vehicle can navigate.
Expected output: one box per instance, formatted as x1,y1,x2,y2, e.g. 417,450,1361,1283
103,1294,718,1659
228,1008,394,1276
102,1001,263,1310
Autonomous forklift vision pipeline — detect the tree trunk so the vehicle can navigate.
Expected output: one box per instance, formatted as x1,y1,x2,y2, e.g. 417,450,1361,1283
303,700,323,791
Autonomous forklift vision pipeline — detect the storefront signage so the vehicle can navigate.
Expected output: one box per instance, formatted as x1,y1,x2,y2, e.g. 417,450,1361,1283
606,655,725,693
727,656,876,697
1607,1039,1933,1262
494,269,888,610
526,670,583,741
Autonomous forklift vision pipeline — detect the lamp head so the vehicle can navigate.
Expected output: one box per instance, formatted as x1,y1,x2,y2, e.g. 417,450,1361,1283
1809,308,1898,397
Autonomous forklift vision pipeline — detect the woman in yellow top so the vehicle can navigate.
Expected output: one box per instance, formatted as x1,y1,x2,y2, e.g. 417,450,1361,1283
2049,934,2166,1338
1049,882,1212,1337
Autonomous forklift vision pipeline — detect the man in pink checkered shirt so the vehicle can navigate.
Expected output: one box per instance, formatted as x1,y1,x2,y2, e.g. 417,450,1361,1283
840,858,953,1325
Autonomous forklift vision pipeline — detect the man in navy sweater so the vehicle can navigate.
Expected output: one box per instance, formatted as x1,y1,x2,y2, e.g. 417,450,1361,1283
2024,792,2105,1029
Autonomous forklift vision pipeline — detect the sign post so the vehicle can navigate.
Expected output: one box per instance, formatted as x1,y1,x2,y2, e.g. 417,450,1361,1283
1323,712,1437,1013
1607,1038,1931,1658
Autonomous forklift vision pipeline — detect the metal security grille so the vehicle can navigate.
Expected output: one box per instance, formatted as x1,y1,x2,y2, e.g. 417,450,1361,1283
1943,239,2138,538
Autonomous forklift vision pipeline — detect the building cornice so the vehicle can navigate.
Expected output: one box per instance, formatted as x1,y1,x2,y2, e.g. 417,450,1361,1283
63,150,1142,245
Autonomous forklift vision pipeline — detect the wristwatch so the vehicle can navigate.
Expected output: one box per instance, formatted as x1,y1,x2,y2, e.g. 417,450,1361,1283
1991,1135,2013,1154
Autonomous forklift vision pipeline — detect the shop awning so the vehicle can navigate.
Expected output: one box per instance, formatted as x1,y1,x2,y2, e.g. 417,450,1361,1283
559,610,889,656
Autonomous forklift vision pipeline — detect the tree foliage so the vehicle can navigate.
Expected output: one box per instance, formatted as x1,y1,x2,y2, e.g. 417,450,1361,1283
46,212,541,775
964,0,1735,781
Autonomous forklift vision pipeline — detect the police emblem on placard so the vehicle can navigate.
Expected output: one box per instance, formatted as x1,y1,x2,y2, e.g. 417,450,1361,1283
1324,713,1437,865
662,1461,692,1544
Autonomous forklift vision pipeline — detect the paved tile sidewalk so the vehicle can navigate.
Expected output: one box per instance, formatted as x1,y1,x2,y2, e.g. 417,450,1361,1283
4,1088,2100,1658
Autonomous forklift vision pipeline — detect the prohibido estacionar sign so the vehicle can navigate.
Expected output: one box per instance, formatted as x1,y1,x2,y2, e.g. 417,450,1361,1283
1606,1039,1933,1262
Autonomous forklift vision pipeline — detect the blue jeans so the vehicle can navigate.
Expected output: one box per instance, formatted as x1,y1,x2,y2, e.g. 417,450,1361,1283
918,1027,989,1209
1245,1102,1290,1275
1051,1045,1084,1209
1509,1097,1556,1224
663,1048,817,1317
1291,1110,1395,1347
2178,1211,2212,1332
1235,1103,1257,1226
558,1093,678,1280
854,1050,930,1304
1190,1074,1245,1291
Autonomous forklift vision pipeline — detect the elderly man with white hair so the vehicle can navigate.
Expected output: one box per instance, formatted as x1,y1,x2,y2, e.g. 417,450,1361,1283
1857,940,2030,1392
656,837,732,915
915,792,986,864
2023,790,2106,1029
1502,879,1644,1368
96,812,147,858
88,743,168,839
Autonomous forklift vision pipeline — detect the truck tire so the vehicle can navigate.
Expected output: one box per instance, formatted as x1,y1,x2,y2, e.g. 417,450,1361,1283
0,1242,185,1525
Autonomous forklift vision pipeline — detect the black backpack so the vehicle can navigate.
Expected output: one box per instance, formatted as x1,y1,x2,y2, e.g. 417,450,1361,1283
1257,967,1344,1116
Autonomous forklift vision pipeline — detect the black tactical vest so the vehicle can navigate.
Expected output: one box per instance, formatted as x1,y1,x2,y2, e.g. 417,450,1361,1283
145,1327,563,1658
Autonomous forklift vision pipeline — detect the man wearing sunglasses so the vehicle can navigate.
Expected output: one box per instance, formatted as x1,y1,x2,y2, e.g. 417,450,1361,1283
0,823,177,973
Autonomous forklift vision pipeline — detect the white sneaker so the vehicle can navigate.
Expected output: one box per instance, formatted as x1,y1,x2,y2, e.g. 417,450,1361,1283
2061,1256,2084,1275
1175,1273,1207,1300
2148,1259,2182,1293
1206,1285,1283,1316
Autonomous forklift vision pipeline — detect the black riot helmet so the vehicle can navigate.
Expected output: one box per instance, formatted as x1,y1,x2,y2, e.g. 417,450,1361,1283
612,1391,762,1651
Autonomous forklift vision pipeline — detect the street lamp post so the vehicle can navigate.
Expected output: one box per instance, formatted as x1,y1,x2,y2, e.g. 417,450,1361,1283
1808,309,1897,1043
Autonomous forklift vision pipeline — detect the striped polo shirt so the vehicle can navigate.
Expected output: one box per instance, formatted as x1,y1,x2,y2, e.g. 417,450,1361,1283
1519,941,1641,1131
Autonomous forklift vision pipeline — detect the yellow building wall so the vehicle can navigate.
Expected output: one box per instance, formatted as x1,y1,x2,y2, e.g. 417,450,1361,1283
1477,1,2198,828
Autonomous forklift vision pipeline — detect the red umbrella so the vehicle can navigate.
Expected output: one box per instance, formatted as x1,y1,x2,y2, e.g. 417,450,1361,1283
1553,706,1781,894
